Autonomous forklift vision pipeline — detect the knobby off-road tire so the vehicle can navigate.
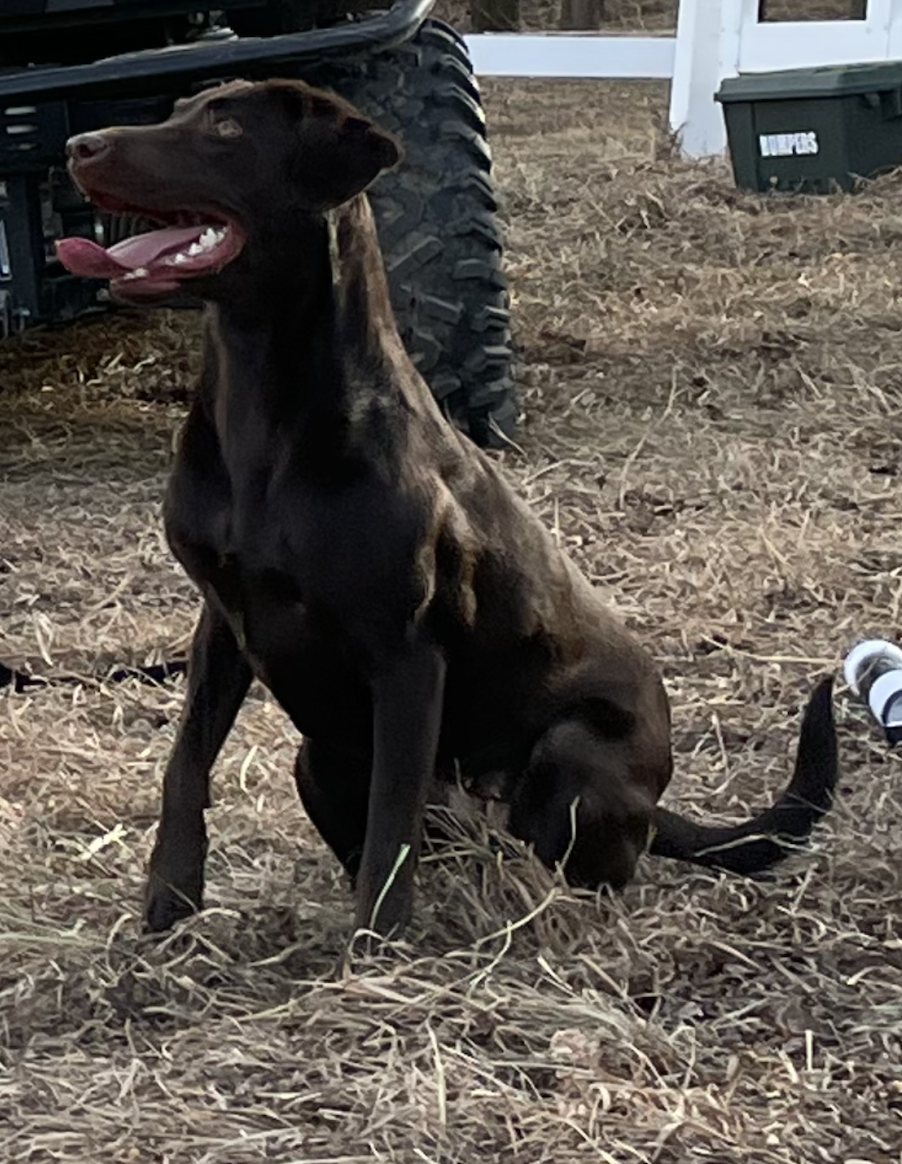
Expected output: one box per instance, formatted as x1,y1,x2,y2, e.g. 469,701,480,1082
309,19,518,447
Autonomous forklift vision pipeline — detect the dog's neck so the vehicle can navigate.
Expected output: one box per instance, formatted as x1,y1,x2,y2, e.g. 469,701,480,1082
205,194,432,481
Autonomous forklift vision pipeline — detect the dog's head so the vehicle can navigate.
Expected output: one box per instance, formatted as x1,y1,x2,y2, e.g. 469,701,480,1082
55,78,400,302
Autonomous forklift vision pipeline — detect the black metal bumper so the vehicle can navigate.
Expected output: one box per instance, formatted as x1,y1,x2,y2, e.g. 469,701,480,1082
0,0,434,101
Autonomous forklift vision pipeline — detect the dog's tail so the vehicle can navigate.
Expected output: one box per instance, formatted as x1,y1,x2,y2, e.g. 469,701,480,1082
648,675,837,875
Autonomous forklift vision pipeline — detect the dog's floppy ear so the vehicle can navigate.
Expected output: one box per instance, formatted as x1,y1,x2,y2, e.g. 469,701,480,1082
276,84,401,210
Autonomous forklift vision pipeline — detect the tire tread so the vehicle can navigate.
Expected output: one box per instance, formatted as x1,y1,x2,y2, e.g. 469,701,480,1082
309,17,517,446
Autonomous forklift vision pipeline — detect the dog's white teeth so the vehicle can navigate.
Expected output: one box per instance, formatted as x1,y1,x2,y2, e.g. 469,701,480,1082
186,231,223,256
197,227,226,252
160,227,228,267
122,267,149,280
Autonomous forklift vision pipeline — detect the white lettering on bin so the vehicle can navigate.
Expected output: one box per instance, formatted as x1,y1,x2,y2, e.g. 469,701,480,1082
758,131,820,158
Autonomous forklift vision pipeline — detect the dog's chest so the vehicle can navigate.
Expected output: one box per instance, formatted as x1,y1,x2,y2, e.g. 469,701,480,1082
166,464,370,737
208,556,331,676
165,410,433,667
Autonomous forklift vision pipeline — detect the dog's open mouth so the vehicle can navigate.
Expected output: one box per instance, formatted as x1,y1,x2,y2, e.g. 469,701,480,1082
55,201,245,297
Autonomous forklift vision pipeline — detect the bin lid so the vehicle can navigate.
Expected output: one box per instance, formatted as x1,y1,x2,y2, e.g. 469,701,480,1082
716,59,902,104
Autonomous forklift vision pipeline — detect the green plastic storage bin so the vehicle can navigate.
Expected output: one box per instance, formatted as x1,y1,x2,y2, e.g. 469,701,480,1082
716,61,902,193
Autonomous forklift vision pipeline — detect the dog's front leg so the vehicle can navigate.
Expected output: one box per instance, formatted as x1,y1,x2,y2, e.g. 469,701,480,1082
144,601,252,933
355,635,446,937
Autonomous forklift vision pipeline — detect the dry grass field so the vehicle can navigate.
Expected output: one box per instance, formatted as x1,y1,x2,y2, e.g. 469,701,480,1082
2,72,902,1162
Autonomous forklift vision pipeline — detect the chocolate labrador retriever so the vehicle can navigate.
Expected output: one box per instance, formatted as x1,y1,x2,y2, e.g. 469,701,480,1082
57,79,838,938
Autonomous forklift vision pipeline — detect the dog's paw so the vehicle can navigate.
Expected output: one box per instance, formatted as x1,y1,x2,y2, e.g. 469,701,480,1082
143,848,205,934
143,878,202,934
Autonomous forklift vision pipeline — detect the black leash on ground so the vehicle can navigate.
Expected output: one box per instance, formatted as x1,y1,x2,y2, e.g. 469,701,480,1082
0,658,187,693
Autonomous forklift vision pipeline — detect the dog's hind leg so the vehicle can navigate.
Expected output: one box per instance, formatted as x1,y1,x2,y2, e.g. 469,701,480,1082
507,718,659,891
144,602,252,933
294,737,371,878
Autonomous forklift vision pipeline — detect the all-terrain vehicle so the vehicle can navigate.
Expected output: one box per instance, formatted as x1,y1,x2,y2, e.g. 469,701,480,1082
0,0,516,444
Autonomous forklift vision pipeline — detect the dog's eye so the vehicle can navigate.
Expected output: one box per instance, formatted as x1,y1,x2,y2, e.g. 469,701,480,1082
211,116,243,139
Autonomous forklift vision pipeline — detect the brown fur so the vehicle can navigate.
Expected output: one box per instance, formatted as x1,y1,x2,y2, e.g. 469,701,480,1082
63,80,838,939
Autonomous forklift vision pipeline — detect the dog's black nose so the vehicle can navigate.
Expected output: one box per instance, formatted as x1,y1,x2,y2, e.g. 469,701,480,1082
66,132,111,162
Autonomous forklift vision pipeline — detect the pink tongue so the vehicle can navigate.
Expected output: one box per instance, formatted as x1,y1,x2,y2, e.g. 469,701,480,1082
56,226,207,278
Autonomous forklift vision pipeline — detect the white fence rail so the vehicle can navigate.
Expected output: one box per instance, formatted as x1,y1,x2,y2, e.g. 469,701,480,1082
465,32,675,80
463,0,902,159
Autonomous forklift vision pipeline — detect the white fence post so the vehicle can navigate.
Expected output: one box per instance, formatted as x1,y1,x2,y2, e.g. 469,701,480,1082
889,0,902,55
669,0,732,158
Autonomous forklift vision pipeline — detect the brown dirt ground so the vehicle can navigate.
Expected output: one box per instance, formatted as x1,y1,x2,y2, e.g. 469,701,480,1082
2,76,902,1163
